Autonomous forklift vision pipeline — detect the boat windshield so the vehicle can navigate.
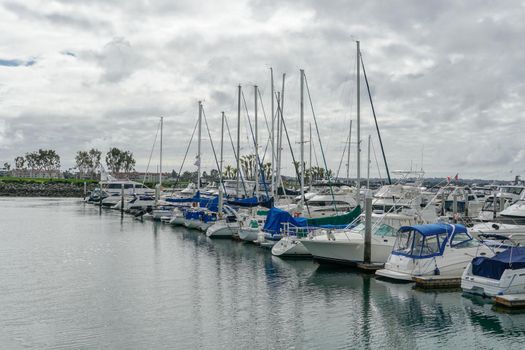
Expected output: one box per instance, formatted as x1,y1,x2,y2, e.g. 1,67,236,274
450,231,477,248
500,187,523,195
349,223,397,237
392,229,448,258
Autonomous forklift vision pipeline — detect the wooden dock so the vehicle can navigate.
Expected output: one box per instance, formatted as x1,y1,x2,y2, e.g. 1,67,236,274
413,275,461,289
493,294,525,308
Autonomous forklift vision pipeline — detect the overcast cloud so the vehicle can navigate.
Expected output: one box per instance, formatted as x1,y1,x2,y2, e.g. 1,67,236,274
1,0,524,180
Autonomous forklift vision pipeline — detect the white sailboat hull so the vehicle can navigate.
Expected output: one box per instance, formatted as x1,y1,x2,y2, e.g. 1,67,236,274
271,236,311,257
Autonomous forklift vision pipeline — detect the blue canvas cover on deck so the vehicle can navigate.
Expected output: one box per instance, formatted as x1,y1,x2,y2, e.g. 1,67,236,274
165,191,201,203
262,207,307,235
227,196,274,209
471,247,525,280
198,196,219,212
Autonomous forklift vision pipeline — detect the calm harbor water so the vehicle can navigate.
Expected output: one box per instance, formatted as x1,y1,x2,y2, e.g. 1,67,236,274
1,198,525,349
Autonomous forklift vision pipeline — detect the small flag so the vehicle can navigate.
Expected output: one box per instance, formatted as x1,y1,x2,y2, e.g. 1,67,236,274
454,173,459,181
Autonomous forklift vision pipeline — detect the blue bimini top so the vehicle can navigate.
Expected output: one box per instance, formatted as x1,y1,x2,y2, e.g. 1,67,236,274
472,247,525,280
392,224,469,259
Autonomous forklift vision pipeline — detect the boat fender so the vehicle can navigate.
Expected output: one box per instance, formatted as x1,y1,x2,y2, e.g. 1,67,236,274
434,267,440,276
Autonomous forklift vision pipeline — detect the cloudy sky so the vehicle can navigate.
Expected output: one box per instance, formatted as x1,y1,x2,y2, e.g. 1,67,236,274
1,0,524,180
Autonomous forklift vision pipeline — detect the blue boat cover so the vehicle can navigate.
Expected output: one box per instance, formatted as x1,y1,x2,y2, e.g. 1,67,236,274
227,196,274,209
165,192,201,203
263,207,308,235
399,223,468,237
471,247,525,280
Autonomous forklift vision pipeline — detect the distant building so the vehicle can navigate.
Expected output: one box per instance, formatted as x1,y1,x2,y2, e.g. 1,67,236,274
117,172,173,183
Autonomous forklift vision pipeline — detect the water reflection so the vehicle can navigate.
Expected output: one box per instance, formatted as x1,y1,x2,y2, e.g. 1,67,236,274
1,198,525,349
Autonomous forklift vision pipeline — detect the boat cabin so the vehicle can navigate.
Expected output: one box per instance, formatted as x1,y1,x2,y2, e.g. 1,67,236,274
391,224,475,259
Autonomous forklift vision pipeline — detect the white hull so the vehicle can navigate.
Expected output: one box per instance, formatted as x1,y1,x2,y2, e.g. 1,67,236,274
461,261,525,297
300,238,392,265
170,216,186,226
239,228,259,242
377,246,494,282
206,221,239,238
271,236,311,257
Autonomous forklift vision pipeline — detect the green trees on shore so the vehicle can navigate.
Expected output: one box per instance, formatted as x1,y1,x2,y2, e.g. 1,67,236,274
13,149,61,171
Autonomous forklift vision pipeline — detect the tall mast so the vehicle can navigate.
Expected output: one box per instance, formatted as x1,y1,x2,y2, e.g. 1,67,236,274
356,40,361,204
299,69,305,210
219,112,225,214
309,122,313,190
254,85,259,198
275,91,282,198
159,116,163,188
236,85,241,197
346,120,352,182
270,68,275,198
277,74,286,197
367,135,371,190
197,101,202,192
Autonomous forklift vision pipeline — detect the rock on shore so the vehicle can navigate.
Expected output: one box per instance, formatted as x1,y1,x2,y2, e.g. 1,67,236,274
0,182,97,197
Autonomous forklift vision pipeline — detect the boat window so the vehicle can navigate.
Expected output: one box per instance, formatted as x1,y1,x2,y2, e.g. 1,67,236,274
482,198,498,211
501,187,523,195
124,184,134,189
374,224,397,237
450,232,477,248
108,183,121,189
420,235,439,256
393,229,414,254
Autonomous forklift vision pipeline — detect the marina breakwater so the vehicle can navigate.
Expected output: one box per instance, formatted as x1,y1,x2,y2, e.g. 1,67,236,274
0,180,96,197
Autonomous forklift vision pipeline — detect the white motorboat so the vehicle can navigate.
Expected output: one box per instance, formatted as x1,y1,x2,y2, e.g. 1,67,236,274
116,194,156,212
477,185,525,221
299,212,420,265
376,223,495,281
440,186,484,219
499,200,525,224
469,222,525,245
461,247,525,297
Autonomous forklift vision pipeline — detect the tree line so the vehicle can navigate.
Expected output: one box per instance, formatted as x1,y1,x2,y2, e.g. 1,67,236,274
7,147,136,177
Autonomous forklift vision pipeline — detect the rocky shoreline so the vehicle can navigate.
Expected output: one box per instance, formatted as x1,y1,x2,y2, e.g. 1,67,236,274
0,182,97,197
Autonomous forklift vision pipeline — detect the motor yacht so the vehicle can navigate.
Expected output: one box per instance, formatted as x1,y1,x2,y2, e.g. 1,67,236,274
376,224,494,281
461,247,525,297
299,212,421,264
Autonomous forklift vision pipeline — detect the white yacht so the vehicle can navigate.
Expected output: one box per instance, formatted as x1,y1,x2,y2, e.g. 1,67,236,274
461,247,525,297
99,180,152,208
440,187,484,219
376,224,495,281
469,222,525,245
372,184,423,213
499,200,525,224
299,212,421,264
477,185,525,221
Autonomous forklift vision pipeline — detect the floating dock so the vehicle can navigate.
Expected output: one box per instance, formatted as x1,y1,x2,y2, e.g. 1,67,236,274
413,275,461,289
493,294,525,308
